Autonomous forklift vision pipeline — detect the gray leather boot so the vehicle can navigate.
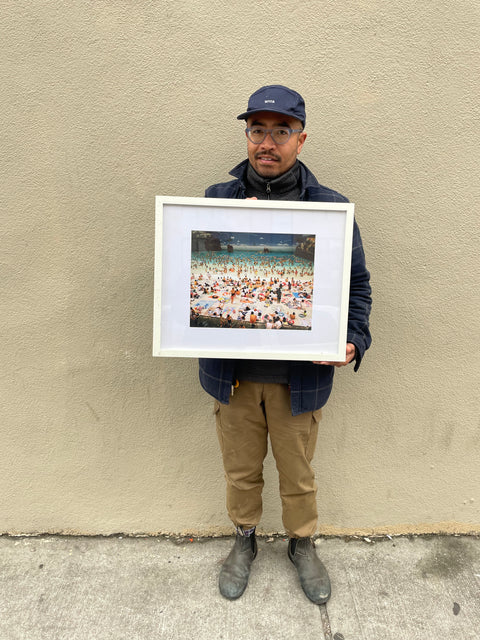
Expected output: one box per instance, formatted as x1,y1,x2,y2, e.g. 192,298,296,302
219,532,257,600
288,537,331,604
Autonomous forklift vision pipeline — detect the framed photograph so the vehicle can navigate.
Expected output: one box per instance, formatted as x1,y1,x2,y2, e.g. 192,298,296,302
153,196,354,361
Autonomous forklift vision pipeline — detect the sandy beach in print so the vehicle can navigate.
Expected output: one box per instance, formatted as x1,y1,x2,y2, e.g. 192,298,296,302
190,231,315,330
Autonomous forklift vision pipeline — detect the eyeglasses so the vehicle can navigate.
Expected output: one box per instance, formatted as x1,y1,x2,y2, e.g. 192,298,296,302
245,126,304,145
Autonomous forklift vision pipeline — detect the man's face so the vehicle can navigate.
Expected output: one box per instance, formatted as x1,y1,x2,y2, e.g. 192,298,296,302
246,111,307,178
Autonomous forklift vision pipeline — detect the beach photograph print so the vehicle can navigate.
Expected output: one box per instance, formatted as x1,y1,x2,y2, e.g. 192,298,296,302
190,230,315,330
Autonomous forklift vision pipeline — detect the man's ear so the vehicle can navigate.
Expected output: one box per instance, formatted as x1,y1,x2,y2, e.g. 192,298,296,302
297,131,307,155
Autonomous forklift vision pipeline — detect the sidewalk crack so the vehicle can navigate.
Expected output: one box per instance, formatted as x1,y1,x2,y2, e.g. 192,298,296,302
319,603,333,640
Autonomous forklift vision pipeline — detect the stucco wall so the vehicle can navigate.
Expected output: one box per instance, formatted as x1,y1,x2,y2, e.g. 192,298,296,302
2,0,479,536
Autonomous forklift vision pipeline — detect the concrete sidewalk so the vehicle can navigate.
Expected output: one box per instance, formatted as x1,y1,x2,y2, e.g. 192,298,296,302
0,534,478,639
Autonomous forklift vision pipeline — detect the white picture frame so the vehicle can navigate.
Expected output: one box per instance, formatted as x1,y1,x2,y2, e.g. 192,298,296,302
153,196,354,362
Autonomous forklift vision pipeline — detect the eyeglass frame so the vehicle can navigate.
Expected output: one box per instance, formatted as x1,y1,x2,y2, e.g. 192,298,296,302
245,126,304,145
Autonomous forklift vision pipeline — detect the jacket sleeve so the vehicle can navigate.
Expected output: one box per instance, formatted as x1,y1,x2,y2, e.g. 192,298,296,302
347,218,372,371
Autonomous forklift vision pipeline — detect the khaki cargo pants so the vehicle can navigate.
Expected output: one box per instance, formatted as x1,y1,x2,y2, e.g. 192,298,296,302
214,381,322,538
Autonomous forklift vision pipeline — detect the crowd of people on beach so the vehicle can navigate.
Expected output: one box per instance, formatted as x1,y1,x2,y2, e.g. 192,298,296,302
190,251,314,329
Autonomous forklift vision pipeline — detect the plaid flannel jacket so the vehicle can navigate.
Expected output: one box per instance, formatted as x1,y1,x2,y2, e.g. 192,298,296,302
198,159,372,415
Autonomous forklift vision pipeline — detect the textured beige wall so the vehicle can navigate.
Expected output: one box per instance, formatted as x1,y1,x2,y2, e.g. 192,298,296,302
2,0,479,536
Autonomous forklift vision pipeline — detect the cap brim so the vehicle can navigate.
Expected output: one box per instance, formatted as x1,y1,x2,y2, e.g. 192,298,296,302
237,108,296,121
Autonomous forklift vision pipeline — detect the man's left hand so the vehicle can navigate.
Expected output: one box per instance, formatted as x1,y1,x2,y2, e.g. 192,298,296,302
313,343,356,367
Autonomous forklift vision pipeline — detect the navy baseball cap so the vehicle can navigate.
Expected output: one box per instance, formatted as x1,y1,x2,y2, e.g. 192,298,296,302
237,85,306,127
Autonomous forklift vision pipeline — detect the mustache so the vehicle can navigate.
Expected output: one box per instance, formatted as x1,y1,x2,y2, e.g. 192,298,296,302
254,152,280,161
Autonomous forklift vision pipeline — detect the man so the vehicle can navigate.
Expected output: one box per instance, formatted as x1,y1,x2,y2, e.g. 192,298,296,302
199,85,372,603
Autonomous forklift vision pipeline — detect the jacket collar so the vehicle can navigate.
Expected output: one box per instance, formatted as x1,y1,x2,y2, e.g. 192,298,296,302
228,159,320,199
